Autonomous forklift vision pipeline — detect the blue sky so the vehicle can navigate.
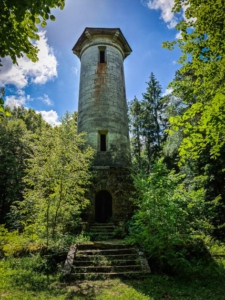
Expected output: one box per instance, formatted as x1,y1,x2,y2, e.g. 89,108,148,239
1,0,182,125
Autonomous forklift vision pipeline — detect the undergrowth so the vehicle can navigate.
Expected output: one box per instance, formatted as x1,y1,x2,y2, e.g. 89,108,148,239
0,252,225,300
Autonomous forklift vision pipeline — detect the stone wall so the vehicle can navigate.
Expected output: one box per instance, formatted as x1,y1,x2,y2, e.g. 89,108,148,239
82,166,135,224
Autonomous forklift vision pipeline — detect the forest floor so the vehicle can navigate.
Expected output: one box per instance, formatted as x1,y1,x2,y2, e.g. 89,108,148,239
1,255,225,300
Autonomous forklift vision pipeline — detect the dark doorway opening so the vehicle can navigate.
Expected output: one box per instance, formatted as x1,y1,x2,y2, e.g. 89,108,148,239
95,190,112,223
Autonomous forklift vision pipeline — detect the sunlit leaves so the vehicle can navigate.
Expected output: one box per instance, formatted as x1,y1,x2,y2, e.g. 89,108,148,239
164,0,225,164
20,112,94,245
129,160,212,267
0,0,65,65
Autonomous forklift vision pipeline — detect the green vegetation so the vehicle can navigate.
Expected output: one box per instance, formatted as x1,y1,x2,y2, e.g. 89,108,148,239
0,108,93,252
1,0,225,298
0,0,65,65
129,73,168,173
0,253,225,299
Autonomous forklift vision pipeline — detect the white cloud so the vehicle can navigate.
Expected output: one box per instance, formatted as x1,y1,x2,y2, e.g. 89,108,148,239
147,0,176,28
175,31,182,40
5,94,31,108
37,110,60,126
37,94,53,106
162,88,173,96
0,31,58,88
5,91,52,109
146,0,195,30
17,89,25,96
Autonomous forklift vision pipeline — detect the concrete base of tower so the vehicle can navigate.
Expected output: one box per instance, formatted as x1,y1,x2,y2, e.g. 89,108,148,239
81,166,135,225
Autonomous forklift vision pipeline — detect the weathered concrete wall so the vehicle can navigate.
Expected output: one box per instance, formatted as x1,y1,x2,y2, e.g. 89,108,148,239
77,36,131,167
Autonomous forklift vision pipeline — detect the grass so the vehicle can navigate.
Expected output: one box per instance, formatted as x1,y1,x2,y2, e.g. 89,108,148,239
1,254,225,300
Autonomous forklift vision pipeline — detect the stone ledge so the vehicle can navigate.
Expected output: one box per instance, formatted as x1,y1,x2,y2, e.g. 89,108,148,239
92,166,111,170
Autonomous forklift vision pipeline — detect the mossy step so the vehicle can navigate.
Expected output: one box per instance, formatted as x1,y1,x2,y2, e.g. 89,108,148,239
77,243,131,250
74,259,139,266
89,228,115,232
75,253,138,260
70,271,145,280
89,225,115,228
89,223,114,226
77,248,137,256
72,265,142,272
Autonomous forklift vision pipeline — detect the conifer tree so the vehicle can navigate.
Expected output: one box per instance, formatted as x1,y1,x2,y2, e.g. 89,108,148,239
142,73,167,172
129,97,143,171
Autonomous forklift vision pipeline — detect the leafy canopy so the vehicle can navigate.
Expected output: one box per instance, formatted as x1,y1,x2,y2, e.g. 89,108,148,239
0,0,65,64
163,0,225,163
15,112,94,246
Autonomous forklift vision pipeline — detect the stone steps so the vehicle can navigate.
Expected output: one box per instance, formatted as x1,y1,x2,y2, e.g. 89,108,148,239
74,259,138,266
69,242,150,280
72,265,142,272
77,248,137,255
88,223,116,240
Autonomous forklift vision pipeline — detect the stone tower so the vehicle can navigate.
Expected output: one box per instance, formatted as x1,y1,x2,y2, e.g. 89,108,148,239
73,28,133,224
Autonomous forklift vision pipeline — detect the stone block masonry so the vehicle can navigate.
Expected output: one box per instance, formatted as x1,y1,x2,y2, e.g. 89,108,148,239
73,28,133,224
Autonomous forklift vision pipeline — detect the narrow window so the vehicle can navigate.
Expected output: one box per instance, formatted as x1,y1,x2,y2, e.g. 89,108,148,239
100,134,106,151
100,50,105,63
98,130,108,151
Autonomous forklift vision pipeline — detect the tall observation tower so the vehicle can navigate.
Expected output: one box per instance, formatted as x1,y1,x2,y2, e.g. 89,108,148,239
73,28,133,224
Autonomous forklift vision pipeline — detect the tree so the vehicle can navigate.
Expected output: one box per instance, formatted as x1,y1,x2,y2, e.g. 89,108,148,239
0,88,11,119
0,118,33,224
142,73,167,172
129,97,144,172
128,160,213,272
163,0,225,163
16,112,94,246
128,74,168,173
0,0,65,65
10,106,49,134
0,107,47,224
163,0,225,238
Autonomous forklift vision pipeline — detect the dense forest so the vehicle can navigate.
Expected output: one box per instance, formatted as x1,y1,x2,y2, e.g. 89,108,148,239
1,0,225,299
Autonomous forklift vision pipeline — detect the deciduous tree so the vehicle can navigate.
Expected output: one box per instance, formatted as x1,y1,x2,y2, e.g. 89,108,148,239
17,112,93,246
0,0,65,65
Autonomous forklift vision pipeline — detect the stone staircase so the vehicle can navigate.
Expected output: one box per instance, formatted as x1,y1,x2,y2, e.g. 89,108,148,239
62,223,151,280
88,222,115,240
69,242,150,280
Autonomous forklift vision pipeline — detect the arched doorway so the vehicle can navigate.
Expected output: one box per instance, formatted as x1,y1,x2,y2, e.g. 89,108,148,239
95,190,112,223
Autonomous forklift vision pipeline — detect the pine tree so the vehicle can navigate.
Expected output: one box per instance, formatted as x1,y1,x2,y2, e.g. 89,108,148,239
142,73,167,172
129,97,143,171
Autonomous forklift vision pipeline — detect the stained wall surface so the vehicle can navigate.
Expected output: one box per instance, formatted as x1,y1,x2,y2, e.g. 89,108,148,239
77,36,130,167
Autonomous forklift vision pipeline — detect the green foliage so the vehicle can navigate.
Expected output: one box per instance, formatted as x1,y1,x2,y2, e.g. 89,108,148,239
0,88,11,119
128,160,213,272
13,112,94,246
162,0,225,239
164,0,225,163
0,107,49,224
129,96,145,171
129,73,168,173
0,0,65,65
0,224,42,257
0,256,225,299
0,117,34,224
